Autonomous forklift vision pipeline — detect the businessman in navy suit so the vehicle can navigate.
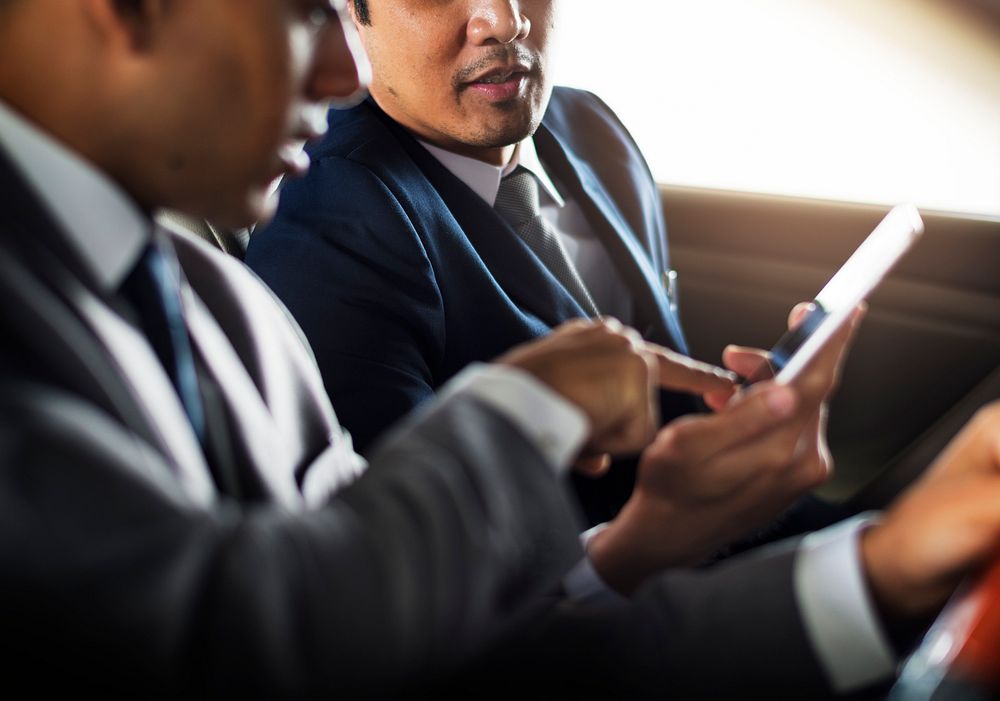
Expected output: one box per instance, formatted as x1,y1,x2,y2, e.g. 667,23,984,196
247,0,704,523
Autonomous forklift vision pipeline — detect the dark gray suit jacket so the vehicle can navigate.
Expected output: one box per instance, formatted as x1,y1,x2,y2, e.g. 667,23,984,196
0,145,853,699
0,149,582,697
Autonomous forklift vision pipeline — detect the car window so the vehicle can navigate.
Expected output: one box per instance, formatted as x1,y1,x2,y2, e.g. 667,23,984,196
552,0,1000,217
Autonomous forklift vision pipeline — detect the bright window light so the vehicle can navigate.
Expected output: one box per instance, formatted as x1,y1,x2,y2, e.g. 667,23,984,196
551,0,1000,217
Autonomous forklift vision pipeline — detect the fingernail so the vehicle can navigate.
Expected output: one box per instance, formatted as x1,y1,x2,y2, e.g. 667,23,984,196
718,370,739,383
765,387,797,417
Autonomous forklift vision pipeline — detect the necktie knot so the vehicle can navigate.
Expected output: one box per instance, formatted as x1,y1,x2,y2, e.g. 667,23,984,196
493,167,600,317
494,167,543,229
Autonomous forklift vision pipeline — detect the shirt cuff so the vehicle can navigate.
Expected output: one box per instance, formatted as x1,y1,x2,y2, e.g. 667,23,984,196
563,523,628,605
438,363,590,475
794,512,897,692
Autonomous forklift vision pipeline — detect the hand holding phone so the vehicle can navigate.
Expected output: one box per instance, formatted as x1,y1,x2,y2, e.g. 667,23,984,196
744,204,925,386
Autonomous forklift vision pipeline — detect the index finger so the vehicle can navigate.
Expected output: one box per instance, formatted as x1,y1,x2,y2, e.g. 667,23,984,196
644,342,739,396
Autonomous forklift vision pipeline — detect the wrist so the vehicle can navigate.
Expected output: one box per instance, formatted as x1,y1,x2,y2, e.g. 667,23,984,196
860,523,900,614
861,521,941,622
586,511,645,596
587,493,681,596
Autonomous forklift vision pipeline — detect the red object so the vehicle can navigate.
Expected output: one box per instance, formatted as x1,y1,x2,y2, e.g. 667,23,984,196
933,557,1000,690
954,560,1000,688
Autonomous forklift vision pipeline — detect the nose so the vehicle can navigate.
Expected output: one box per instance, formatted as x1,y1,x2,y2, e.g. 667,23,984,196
467,0,531,46
305,2,372,108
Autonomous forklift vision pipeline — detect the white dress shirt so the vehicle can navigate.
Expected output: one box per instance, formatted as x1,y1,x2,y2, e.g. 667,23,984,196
419,137,633,322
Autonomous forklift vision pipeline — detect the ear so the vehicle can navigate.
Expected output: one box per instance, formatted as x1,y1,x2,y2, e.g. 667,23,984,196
80,0,170,53
345,0,365,32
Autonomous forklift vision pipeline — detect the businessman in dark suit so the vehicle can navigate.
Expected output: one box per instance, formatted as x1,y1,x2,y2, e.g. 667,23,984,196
0,0,735,694
245,0,836,529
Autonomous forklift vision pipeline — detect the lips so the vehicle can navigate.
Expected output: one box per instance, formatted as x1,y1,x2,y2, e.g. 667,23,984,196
466,63,530,86
277,143,311,179
473,66,528,83
463,64,531,102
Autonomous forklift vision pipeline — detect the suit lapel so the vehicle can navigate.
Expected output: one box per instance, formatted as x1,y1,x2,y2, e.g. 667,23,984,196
534,124,689,354
57,266,219,505
375,107,590,328
178,276,302,509
0,151,217,506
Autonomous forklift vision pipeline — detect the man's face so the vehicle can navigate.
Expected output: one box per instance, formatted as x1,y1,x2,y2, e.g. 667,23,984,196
134,0,369,227
352,0,557,165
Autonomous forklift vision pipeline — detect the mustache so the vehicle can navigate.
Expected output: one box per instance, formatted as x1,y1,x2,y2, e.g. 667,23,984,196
453,45,539,85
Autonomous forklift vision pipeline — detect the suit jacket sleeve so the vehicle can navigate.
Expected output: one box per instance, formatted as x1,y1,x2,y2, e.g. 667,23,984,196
247,157,445,454
0,375,581,697
456,541,843,701
629,543,836,698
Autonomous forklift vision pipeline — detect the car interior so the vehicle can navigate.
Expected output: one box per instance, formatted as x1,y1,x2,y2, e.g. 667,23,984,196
155,1,1000,693
9,0,1000,696
664,185,1000,506
554,0,1000,508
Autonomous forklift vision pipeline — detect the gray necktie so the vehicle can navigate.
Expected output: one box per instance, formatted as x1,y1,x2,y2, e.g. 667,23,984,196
494,167,599,316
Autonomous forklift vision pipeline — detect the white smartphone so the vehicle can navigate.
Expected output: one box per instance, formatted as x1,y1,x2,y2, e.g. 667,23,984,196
743,203,925,385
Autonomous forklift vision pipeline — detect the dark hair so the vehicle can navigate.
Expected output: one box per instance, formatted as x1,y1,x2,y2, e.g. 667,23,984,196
352,0,371,25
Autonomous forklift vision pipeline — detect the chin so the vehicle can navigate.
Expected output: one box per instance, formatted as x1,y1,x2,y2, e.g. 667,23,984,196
246,188,281,228
479,122,537,149
213,186,280,230
252,203,279,229
479,108,544,147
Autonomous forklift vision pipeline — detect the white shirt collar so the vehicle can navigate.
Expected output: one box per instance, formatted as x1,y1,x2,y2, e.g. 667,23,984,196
418,135,566,208
0,99,149,291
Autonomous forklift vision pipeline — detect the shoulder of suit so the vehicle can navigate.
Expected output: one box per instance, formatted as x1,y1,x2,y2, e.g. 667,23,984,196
163,219,325,368
162,220,264,298
312,99,411,165
269,111,436,225
544,86,630,140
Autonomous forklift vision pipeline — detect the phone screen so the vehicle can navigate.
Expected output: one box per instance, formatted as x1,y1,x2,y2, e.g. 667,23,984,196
741,204,924,386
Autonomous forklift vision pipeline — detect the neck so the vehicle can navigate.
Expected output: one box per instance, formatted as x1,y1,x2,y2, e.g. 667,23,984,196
417,136,517,167
367,94,520,167
466,143,517,167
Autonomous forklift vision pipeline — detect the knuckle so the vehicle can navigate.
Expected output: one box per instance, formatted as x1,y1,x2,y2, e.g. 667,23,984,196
975,402,1000,427
658,421,696,461
744,396,785,434
797,369,828,399
798,455,832,490
596,317,623,335
623,326,644,346
611,330,633,348
626,418,653,449
556,319,590,336
642,351,660,379
815,454,835,484
628,351,650,377
765,437,800,476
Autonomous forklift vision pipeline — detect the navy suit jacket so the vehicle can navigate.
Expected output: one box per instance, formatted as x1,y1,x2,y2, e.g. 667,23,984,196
249,87,700,522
